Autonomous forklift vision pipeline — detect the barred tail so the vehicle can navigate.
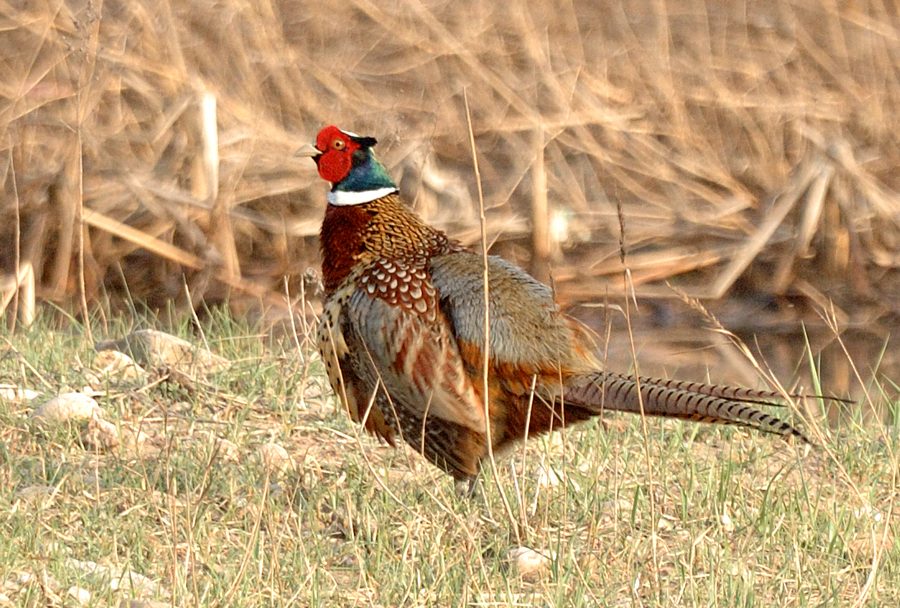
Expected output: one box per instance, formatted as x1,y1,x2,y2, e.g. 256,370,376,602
563,371,811,443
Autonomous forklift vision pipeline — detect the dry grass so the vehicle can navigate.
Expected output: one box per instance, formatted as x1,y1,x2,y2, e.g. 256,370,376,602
0,309,897,606
1,0,897,325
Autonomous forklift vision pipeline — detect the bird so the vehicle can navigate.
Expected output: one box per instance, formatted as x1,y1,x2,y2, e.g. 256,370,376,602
296,125,812,482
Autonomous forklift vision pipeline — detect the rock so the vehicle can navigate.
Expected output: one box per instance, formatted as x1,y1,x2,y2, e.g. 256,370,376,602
656,514,678,532
256,442,294,473
95,330,229,376
215,438,240,463
535,462,579,491
16,571,34,585
720,507,735,533
65,559,163,597
118,600,169,608
31,393,100,424
0,384,40,402
123,427,152,455
508,546,552,581
90,350,147,382
14,485,57,506
536,463,564,488
67,586,91,605
84,418,120,450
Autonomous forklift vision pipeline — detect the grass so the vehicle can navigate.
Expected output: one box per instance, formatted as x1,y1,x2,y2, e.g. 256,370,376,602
2,0,898,323
0,309,897,607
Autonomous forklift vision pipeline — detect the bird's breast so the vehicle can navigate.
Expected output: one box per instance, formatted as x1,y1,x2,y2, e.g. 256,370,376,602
319,204,373,293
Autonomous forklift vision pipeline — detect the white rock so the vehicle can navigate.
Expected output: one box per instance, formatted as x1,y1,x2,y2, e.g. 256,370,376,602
720,507,735,533
85,418,120,450
65,559,162,597
853,502,884,523
0,384,40,402
256,442,294,473
535,462,580,492
67,586,91,605
508,546,552,580
656,514,678,532
95,329,229,375
536,463,564,488
32,393,100,424
118,600,169,608
215,438,240,463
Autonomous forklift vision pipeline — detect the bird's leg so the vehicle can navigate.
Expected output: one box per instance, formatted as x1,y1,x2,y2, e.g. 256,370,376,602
455,475,483,499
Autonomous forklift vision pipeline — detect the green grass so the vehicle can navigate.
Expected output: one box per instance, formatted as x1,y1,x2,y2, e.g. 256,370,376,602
0,309,897,607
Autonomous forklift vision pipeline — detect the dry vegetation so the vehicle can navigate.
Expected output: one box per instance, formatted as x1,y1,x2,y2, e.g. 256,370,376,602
1,1,897,321
0,314,897,607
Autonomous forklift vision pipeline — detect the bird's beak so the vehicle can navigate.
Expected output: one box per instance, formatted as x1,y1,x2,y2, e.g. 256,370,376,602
294,143,321,158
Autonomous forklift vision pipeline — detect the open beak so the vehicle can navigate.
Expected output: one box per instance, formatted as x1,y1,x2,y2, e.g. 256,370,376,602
294,142,321,158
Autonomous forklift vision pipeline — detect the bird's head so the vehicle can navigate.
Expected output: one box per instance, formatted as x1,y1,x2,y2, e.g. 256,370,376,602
297,125,397,206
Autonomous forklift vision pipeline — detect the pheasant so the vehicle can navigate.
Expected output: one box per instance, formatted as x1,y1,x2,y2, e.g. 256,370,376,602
297,125,811,482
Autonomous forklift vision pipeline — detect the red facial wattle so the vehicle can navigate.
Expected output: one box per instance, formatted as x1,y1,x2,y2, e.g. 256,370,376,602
315,125,360,184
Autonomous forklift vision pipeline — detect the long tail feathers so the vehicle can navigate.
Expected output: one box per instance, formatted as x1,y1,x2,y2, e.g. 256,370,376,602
563,371,812,443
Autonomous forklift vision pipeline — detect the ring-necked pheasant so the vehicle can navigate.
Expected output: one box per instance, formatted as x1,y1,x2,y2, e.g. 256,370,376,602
297,125,811,482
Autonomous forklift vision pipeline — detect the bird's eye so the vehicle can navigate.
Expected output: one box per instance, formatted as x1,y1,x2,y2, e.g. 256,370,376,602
332,139,346,150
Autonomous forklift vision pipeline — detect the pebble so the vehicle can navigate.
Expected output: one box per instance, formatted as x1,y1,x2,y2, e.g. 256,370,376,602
95,329,229,376
90,350,146,381
67,586,91,605
31,393,100,424
257,442,294,473
508,546,552,580
0,384,40,402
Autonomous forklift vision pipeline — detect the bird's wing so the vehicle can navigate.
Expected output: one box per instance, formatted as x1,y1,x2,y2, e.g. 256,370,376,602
344,258,487,433
429,252,588,377
318,289,396,444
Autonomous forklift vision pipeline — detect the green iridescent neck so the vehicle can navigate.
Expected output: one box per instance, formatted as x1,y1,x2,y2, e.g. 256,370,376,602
335,148,397,193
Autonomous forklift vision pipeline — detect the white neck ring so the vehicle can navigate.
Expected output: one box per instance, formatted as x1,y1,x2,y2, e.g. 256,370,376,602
327,187,397,206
